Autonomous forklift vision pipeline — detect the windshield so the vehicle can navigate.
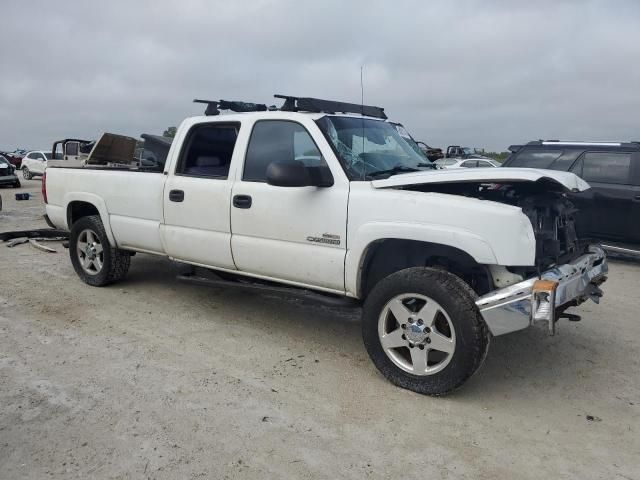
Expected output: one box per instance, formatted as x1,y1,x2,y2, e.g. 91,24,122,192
316,116,433,180
0,156,8,166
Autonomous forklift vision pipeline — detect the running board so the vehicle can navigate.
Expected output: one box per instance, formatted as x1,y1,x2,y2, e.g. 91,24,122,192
176,272,360,307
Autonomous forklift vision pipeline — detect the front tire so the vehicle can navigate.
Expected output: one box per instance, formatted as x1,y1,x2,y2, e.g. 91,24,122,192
362,267,489,396
22,167,32,180
69,215,131,286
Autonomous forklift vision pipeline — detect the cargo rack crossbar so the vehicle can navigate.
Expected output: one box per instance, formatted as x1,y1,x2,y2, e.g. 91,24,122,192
194,95,387,119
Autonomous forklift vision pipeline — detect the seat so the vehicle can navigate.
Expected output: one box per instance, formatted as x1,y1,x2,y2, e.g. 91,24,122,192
185,156,229,177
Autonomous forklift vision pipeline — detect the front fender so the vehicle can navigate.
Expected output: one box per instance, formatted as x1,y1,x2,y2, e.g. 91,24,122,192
63,192,117,246
345,222,499,297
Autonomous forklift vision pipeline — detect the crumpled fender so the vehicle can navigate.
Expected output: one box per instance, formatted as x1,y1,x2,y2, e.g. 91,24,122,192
345,222,500,297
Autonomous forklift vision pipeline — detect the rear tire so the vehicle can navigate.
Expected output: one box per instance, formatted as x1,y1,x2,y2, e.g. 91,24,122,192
69,215,130,286
22,167,32,180
362,267,489,396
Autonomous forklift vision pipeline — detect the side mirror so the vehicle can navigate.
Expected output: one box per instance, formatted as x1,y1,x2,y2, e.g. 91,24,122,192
266,160,333,188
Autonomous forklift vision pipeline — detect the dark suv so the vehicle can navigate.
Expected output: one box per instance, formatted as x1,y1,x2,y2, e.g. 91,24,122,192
503,140,640,247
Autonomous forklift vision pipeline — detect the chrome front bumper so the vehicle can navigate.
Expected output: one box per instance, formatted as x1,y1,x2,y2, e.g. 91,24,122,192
476,246,608,336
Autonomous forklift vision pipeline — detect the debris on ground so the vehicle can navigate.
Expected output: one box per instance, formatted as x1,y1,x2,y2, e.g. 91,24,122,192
2,229,68,253
586,415,602,422
0,228,68,242
29,239,58,253
5,236,67,253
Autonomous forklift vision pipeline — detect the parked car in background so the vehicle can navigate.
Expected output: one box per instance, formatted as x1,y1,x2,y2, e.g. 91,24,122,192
435,157,500,169
0,151,24,169
503,140,640,248
21,150,53,179
0,154,21,188
445,146,492,160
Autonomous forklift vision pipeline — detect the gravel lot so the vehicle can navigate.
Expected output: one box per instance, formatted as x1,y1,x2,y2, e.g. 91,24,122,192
1,179,639,479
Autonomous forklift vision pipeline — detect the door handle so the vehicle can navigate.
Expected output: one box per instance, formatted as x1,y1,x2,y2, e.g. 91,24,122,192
169,189,184,202
233,194,252,209
633,195,640,202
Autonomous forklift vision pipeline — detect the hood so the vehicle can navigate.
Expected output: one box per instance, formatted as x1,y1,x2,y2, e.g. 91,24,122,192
86,133,137,165
371,167,590,192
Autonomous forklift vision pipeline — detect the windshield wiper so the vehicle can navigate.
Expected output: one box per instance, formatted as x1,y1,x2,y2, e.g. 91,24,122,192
367,166,421,179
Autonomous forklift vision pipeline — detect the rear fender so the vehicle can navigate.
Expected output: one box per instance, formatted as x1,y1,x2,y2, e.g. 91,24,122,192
64,192,116,245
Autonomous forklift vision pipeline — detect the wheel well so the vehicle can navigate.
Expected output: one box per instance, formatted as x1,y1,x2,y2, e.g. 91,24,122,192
359,239,493,298
67,201,100,228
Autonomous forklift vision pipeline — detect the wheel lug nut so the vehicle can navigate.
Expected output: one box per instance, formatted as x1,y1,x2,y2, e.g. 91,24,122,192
401,334,406,340
409,343,414,348
408,318,414,324
426,338,431,344
418,344,425,350
425,327,431,333
417,319,423,326
401,324,406,329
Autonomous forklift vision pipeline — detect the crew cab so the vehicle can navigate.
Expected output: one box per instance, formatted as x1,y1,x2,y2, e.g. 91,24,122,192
43,96,608,395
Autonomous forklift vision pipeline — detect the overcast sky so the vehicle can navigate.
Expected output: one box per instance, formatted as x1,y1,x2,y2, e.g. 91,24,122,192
1,0,639,152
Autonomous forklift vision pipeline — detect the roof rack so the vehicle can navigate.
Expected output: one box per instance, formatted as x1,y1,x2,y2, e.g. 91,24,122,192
540,140,622,147
194,99,268,116
274,94,387,119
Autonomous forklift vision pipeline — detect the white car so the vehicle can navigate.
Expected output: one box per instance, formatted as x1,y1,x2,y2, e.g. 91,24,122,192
42,96,607,395
435,158,501,169
21,150,53,179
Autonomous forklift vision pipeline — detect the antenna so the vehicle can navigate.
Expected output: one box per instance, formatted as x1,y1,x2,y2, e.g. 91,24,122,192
360,65,366,180
360,65,365,115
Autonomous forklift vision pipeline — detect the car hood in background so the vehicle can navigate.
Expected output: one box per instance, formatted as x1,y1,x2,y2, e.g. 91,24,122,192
371,167,590,192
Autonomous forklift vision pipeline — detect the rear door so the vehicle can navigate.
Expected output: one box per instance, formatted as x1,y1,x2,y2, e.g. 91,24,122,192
569,151,637,242
230,119,348,292
161,121,240,269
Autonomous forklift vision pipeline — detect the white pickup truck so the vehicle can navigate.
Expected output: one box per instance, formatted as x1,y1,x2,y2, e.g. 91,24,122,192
43,96,608,395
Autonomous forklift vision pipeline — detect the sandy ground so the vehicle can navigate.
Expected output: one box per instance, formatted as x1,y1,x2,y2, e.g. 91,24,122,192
0,179,639,479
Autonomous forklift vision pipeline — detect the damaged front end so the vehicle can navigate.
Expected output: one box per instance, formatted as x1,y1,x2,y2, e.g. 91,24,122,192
378,171,608,336
476,246,607,335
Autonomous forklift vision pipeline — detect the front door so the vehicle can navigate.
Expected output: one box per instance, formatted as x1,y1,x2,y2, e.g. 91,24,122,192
230,120,348,292
162,121,240,269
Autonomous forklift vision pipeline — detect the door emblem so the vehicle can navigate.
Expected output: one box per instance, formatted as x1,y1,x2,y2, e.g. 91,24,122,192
306,233,341,245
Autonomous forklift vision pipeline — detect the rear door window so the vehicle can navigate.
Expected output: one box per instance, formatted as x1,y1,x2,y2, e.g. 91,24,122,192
571,151,632,185
508,149,563,168
177,123,239,178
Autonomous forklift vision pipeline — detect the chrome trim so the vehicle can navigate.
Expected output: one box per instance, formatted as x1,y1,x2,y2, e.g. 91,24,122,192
476,246,608,336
